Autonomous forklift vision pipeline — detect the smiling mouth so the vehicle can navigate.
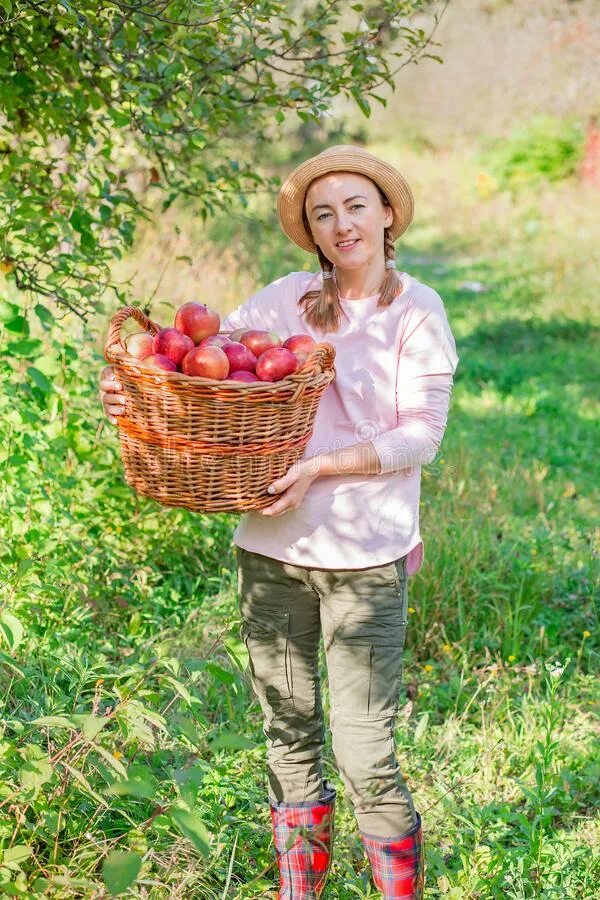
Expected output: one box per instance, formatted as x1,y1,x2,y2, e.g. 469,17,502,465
336,239,360,248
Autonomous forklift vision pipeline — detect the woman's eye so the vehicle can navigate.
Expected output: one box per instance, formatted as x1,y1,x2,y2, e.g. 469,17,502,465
316,204,364,221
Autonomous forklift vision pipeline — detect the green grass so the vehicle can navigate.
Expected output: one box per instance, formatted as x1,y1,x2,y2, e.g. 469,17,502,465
0,155,598,897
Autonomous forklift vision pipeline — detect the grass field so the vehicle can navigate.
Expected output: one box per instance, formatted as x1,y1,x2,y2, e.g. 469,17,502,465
0,132,598,897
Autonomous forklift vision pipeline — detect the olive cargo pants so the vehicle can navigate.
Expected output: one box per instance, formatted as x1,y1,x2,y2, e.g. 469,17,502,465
236,546,417,837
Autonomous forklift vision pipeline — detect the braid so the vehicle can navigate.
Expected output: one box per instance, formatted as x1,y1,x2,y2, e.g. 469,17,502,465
378,224,403,308
384,228,396,265
297,232,342,332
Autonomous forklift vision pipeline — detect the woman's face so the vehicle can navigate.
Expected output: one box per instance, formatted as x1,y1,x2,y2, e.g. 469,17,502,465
304,172,393,271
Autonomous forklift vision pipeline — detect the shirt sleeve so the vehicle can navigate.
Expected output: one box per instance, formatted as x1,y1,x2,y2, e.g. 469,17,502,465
220,272,300,333
370,289,460,473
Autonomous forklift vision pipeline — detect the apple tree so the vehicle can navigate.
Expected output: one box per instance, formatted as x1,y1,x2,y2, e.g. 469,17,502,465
0,0,445,318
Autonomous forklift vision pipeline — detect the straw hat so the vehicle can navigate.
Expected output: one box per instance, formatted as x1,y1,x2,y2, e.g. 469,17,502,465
277,144,415,254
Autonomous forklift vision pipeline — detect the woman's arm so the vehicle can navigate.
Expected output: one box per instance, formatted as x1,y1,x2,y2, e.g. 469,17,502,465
261,289,459,516
368,289,459,473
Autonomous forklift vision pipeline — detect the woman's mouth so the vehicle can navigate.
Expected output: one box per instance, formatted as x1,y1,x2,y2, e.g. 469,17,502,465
336,239,360,252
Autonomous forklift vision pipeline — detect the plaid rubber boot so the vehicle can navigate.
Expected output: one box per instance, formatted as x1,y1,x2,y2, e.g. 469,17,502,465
270,784,336,899
361,813,424,899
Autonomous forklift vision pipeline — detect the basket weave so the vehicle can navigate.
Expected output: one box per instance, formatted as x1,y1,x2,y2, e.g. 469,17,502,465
104,306,336,513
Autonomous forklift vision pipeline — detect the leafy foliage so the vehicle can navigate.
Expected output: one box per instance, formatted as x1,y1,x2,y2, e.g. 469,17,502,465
477,115,586,193
0,0,443,316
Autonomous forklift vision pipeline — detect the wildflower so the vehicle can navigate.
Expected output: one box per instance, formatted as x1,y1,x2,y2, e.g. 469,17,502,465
96,678,105,686
424,664,433,673
442,644,452,653
583,631,591,639
114,751,123,760
408,607,415,615
508,655,516,662
545,661,565,679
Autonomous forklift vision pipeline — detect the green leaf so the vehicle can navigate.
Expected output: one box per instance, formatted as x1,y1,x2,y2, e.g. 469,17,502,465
16,558,36,579
27,366,53,393
106,766,157,799
222,637,249,671
209,731,257,752
34,304,54,327
108,108,131,127
2,845,33,865
0,650,25,676
19,757,53,791
80,714,111,741
353,92,371,118
102,851,142,896
94,745,128,779
0,298,18,322
0,612,24,652
162,674,195,705
3,316,29,336
170,808,211,857
205,662,236,686
7,339,42,358
32,716,76,729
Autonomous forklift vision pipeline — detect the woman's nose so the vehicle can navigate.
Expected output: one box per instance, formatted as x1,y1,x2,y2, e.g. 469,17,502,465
336,215,352,233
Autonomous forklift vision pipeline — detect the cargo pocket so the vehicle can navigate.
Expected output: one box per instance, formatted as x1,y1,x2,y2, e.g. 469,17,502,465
331,613,406,719
241,607,293,705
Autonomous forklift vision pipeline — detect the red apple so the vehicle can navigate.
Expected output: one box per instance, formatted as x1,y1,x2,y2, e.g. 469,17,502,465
282,334,317,355
228,327,247,342
175,302,221,344
228,370,260,383
140,353,178,372
198,334,229,348
181,346,229,379
255,347,298,382
222,340,257,373
240,329,281,357
124,331,154,360
152,327,194,366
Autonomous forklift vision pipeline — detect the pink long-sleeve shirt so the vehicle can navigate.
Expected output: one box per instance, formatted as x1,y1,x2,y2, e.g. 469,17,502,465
221,269,459,576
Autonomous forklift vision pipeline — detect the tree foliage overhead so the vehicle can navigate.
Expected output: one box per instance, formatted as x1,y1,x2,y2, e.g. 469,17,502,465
0,0,445,317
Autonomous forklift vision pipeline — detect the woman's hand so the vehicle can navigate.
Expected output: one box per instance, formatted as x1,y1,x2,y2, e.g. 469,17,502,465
99,366,126,425
259,458,321,517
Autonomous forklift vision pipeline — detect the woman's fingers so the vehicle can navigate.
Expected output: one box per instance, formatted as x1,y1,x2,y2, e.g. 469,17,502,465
99,366,125,423
100,366,122,393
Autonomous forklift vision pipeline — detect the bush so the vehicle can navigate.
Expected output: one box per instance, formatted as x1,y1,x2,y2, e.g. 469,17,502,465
477,115,586,192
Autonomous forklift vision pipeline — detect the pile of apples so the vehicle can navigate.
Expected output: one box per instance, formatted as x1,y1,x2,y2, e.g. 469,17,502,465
123,302,317,383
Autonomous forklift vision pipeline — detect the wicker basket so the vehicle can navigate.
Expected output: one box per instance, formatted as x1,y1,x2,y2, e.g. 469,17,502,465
104,306,336,513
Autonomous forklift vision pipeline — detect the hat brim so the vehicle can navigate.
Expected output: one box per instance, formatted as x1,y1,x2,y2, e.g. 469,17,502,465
276,145,414,254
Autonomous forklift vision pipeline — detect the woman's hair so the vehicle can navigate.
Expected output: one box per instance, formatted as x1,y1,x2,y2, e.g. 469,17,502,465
297,183,403,333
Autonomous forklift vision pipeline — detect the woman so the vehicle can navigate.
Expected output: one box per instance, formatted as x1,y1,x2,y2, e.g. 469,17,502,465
100,145,460,899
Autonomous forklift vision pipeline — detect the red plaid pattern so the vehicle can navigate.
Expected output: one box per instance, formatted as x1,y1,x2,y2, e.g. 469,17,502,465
361,813,424,899
270,784,336,899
